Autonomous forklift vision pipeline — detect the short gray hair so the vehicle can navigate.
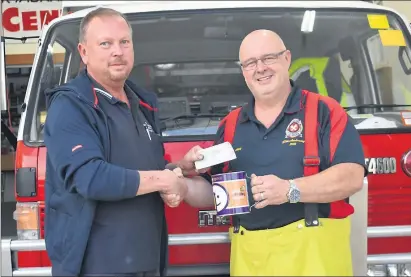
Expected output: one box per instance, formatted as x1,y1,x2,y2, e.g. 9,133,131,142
79,7,132,43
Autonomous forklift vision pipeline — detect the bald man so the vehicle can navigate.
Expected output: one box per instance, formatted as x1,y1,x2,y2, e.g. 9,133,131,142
172,29,366,276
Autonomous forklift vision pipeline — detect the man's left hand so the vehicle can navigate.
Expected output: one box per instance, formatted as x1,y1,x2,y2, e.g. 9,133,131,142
161,193,183,208
178,145,207,176
250,174,290,208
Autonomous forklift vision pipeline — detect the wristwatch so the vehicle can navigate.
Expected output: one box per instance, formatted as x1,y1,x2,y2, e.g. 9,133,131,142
287,179,301,203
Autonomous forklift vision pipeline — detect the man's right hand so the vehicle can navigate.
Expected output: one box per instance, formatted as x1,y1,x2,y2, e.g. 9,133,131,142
137,168,186,198
160,168,188,199
160,168,186,208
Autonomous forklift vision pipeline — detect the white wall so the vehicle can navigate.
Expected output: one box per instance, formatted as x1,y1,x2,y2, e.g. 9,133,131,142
382,1,411,22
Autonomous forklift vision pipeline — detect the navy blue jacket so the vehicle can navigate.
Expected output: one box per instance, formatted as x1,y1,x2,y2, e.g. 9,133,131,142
43,69,167,276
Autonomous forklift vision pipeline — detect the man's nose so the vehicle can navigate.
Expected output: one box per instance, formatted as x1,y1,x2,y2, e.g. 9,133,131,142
255,59,268,72
112,42,124,56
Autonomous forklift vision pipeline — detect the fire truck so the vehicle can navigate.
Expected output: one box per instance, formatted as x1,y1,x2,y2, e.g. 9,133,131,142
1,1,411,276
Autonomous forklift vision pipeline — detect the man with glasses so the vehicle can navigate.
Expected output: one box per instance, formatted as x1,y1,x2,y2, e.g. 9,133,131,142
169,29,367,275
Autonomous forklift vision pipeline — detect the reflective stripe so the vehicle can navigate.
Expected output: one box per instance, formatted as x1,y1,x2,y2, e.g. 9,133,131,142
340,75,354,108
289,57,329,97
399,85,411,104
289,57,354,107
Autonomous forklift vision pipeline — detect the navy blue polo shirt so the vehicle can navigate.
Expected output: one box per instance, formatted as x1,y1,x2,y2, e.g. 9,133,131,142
81,76,166,274
203,81,366,230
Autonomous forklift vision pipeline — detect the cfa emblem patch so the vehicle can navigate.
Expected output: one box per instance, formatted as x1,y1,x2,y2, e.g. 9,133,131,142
283,118,305,146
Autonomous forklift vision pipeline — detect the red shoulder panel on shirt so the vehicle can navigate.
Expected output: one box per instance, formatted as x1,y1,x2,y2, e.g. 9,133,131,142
318,95,348,163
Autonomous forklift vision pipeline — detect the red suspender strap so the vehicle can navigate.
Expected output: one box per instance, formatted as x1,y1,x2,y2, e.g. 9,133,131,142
303,90,321,175
221,107,242,173
302,90,321,227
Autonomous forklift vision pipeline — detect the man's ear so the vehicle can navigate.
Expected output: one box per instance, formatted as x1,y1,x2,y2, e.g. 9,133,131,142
78,43,88,65
285,50,292,69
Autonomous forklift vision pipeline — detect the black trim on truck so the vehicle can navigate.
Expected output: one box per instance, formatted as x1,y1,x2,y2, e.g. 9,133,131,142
15,167,37,197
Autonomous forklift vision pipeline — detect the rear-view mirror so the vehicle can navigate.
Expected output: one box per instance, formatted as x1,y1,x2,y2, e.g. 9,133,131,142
398,46,411,75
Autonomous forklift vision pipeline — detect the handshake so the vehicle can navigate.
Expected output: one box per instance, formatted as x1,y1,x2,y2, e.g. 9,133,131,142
159,145,207,208
160,167,186,208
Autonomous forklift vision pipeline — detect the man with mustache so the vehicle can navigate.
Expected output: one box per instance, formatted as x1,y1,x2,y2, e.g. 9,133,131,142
168,30,367,275
43,8,202,277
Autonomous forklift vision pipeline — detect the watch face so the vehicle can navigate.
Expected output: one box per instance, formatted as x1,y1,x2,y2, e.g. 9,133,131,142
289,189,300,203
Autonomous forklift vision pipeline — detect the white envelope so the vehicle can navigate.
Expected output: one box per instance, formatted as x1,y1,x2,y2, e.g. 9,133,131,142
194,142,237,170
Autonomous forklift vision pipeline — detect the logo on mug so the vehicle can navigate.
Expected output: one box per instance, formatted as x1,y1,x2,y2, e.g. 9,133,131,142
212,171,251,216
213,183,229,213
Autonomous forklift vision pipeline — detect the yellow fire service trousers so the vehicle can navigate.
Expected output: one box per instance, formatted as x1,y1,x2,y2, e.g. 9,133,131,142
229,217,353,276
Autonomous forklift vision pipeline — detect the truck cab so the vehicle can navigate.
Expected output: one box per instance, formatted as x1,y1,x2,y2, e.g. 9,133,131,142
4,1,411,276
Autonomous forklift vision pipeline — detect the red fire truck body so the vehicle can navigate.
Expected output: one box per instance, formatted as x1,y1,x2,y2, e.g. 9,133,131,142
9,1,411,276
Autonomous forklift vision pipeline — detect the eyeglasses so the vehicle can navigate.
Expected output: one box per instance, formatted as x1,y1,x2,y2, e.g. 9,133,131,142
239,50,287,71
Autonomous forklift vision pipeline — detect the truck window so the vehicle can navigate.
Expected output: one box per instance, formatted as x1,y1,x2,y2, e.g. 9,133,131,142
28,41,68,142
366,32,411,107
23,8,411,144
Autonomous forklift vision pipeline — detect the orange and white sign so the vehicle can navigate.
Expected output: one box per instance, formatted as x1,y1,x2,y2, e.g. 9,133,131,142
2,0,63,43
401,111,411,126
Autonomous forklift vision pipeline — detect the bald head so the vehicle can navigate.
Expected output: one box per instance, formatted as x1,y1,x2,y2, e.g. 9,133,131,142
238,29,292,104
239,30,286,60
